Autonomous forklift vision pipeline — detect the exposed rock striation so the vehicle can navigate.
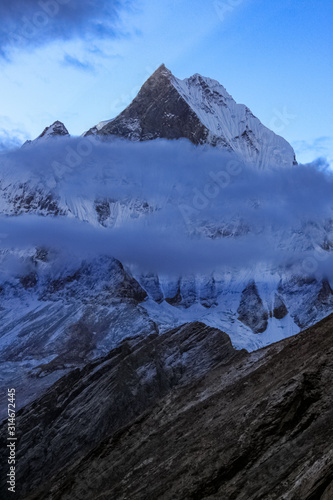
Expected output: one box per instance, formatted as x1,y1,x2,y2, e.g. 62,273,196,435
12,313,333,500
238,280,269,333
0,322,245,499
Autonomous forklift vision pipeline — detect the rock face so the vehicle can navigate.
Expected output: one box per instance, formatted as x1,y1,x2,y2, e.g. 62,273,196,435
9,314,333,500
0,181,65,216
89,65,209,145
0,322,246,499
85,64,297,168
273,293,288,319
237,280,269,333
37,121,69,139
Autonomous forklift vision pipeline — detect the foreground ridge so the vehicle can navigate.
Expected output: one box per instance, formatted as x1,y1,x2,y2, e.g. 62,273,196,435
1,315,332,499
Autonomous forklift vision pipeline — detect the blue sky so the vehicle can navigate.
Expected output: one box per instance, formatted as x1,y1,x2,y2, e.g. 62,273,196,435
0,0,332,164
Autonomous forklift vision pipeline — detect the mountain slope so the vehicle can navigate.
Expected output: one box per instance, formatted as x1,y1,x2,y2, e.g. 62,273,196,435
0,67,332,425
85,64,297,168
4,314,333,500
0,253,156,420
0,322,246,499
0,137,332,352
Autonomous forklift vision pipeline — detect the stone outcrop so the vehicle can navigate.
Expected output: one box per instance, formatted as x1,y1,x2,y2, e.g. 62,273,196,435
237,280,269,333
273,293,288,319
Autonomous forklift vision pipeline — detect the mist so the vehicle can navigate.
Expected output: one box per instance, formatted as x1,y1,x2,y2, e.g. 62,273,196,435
0,137,333,276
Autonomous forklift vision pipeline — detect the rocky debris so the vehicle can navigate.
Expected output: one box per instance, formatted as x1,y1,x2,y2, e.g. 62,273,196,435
317,278,333,305
238,280,269,333
273,293,288,319
165,287,183,306
0,322,246,499
164,278,182,306
16,314,333,500
110,260,148,302
148,276,217,309
34,247,49,263
179,276,197,308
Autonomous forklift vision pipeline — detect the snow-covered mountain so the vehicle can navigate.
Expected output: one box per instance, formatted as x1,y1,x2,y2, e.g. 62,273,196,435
85,64,297,168
23,120,69,147
0,66,332,415
37,120,69,139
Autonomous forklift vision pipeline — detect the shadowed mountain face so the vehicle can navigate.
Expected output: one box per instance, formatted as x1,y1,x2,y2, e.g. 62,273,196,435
85,64,297,168
89,65,209,145
1,316,332,499
0,322,245,499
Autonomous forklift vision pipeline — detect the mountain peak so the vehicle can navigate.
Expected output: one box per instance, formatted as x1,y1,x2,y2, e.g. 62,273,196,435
84,68,297,168
140,63,174,89
22,121,69,147
153,63,172,76
38,121,69,139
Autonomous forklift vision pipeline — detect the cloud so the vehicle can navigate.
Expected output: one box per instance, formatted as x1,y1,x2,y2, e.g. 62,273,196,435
0,127,28,152
0,130,23,151
61,54,94,72
1,137,333,277
0,116,30,151
0,0,130,57
293,136,333,169
0,214,318,276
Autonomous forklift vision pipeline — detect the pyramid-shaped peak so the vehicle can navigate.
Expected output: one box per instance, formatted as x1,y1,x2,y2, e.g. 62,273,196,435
84,66,297,168
153,63,172,75
38,121,69,139
145,64,173,84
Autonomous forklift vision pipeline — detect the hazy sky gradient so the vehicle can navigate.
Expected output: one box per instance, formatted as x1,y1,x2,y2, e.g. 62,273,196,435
0,0,332,164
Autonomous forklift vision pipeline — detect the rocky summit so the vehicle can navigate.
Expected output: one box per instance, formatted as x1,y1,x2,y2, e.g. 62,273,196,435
85,64,297,168
0,315,332,499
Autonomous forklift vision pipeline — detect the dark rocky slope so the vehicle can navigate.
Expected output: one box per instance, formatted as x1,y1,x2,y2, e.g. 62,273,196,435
15,313,333,500
85,64,209,144
0,323,244,499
